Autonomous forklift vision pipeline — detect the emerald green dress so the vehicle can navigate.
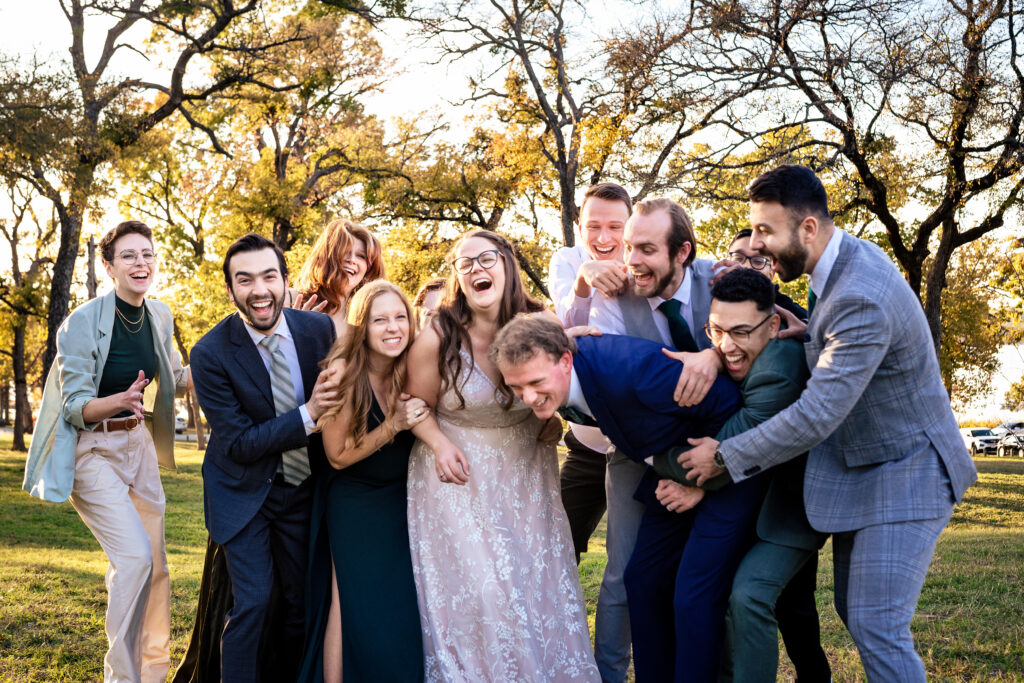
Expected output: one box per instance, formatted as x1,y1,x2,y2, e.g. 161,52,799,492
298,395,424,682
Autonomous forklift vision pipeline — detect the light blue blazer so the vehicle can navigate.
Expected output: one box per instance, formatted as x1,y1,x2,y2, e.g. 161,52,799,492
23,290,188,503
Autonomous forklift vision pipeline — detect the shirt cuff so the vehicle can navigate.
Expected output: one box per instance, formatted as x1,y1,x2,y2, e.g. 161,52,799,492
299,404,316,435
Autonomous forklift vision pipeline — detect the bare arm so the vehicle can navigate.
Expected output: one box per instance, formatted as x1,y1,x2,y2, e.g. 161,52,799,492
81,370,148,422
405,326,471,484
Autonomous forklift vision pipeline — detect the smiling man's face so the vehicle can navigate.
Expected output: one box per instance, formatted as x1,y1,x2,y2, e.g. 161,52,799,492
227,247,288,334
498,350,573,420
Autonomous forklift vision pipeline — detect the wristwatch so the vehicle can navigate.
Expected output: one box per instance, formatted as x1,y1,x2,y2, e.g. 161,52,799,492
713,449,725,469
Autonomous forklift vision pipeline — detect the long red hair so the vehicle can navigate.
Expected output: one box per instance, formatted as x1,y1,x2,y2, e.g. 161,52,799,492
294,219,384,314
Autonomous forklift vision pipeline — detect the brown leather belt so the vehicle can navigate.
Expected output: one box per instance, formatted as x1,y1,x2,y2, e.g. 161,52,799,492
103,416,141,432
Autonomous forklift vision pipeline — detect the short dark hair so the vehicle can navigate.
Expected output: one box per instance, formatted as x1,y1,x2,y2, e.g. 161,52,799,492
222,233,288,288
489,314,577,368
633,197,696,267
711,267,776,315
748,165,830,221
579,182,633,219
729,228,752,247
99,221,153,262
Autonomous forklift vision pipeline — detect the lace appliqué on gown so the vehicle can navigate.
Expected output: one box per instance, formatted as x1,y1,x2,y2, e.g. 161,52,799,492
408,352,599,682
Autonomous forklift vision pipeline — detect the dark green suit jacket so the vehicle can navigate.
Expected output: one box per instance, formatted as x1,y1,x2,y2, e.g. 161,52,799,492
652,337,826,550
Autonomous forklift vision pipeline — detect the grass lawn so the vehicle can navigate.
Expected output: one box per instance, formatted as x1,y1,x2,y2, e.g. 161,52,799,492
1,437,1022,681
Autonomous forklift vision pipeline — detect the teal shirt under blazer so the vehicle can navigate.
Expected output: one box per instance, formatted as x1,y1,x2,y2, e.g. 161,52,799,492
23,290,189,503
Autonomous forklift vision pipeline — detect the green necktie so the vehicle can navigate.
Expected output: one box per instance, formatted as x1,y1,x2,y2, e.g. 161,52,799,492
260,334,311,484
657,299,699,353
808,288,817,316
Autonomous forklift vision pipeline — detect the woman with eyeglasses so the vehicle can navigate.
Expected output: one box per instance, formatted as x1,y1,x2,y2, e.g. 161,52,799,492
24,221,190,683
404,229,600,682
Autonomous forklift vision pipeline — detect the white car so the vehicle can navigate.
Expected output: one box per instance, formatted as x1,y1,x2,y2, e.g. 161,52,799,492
996,430,1024,458
175,416,187,434
960,427,999,456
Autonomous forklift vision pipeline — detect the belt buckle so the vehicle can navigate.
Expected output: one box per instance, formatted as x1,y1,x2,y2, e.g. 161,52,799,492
126,416,140,431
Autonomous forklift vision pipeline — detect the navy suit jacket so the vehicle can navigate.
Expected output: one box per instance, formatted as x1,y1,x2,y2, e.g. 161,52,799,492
191,308,335,544
572,334,741,463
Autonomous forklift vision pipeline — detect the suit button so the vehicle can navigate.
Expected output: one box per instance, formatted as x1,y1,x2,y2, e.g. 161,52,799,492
803,333,811,343
267,478,273,484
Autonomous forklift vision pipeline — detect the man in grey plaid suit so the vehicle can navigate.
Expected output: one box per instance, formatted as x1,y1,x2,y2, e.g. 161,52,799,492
681,165,976,681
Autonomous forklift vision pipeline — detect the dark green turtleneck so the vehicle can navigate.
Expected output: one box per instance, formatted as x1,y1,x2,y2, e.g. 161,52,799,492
98,295,157,415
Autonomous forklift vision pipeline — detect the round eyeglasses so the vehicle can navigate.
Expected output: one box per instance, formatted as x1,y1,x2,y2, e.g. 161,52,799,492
450,249,500,274
705,314,774,343
728,252,772,271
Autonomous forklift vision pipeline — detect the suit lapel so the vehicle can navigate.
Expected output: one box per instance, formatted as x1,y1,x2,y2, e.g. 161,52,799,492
619,291,661,343
689,260,713,350
228,313,276,413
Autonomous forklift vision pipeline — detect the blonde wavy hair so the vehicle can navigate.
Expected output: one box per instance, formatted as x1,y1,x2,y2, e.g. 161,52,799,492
294,219,385,315
317,281,415,449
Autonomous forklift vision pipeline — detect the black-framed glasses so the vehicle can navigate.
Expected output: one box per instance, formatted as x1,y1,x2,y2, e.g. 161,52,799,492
450,249,500,274
728,252,771,271
116,250,156,264
705,314,773,343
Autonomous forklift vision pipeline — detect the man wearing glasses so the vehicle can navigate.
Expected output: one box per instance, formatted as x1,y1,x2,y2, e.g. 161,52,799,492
724,228,808,322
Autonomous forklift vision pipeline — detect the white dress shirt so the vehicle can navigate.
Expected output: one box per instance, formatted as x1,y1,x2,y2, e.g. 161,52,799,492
244,315,315,434
808,228,844,298
647,267,695,348
568,366,596,419
548,245,628,334
548,245,622,453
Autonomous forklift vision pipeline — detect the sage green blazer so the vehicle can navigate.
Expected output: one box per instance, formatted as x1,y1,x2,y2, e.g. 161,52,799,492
23,290,188,503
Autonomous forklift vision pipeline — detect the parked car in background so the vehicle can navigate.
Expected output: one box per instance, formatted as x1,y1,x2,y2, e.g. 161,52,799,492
960,427,1000,456
175,416,187,434
997,430,1024,458
993,421,1024,437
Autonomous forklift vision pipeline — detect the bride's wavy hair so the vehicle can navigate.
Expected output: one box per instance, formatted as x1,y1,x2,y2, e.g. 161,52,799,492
431,229,545,409
317,281,415,448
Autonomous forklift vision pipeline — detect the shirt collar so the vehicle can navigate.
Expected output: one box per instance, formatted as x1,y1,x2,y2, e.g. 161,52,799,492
568,365,594,418
809,228,844,296
244,311,292,347
647,265,692,311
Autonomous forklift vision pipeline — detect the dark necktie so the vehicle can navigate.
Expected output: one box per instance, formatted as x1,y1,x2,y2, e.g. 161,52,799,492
558,405,598,428
808,287,817,316
656,299,699,353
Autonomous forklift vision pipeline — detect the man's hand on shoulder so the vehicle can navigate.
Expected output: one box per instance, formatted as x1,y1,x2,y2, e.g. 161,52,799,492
662,347,722,406
575,260,628,298
306,365,341,421
776,306,808,340
678,436,724,486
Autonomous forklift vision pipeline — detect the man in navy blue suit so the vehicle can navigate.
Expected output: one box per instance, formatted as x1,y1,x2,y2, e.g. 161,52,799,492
493,314,765,682
190,233,338,682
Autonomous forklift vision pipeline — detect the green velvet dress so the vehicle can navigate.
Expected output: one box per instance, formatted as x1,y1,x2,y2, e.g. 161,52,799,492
298,395,424,682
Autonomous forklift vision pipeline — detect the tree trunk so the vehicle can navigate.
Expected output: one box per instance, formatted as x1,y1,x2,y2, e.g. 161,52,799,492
87,236,98,299
923,220,957,358
558,173,577,248
42,194,88,383
0,382,8,426
12,323,28,452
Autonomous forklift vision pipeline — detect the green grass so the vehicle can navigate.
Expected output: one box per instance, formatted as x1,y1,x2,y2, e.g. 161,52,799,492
1,439,1022,681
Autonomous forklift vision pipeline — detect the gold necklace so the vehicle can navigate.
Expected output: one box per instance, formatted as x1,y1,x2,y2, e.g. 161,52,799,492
115,305,146,334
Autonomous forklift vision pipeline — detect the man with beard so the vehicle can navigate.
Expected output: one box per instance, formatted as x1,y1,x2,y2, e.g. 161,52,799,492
190,233,340,682
681,165,977,682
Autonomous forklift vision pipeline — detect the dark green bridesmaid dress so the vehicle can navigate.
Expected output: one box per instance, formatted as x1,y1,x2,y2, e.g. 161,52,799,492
298,395,424,683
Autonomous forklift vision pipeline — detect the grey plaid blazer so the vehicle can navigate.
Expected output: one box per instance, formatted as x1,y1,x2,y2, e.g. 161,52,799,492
721,234,977,533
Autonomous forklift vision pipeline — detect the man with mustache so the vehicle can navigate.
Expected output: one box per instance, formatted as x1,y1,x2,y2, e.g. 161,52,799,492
680,165,977,681
190,233,340,682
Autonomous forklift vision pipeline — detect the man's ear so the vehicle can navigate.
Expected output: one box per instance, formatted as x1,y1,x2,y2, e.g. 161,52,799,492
799,215,819,246
675,241,693,267
226,284,236,305
560,350,574,372
768,313,781,338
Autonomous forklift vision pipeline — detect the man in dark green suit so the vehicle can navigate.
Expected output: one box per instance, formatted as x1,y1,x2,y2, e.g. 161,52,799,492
651,267,831,682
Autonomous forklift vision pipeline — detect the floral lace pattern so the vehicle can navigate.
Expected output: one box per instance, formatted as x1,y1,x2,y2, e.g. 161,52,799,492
407,351,599,682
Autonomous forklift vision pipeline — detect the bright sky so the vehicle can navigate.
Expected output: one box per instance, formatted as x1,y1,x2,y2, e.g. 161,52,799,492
1,1,1021,416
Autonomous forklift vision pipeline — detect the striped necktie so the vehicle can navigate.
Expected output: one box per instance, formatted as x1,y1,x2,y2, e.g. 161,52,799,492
656,298,699,353
260,334,310,484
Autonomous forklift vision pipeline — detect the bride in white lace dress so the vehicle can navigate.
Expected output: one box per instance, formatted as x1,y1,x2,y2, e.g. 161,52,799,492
405,230,599,682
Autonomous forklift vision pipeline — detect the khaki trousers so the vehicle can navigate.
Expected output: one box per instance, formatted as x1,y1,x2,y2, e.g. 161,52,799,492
70,424,170,683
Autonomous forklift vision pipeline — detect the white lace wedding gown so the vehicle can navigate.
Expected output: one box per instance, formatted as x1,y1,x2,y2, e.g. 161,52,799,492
407,351,599,682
